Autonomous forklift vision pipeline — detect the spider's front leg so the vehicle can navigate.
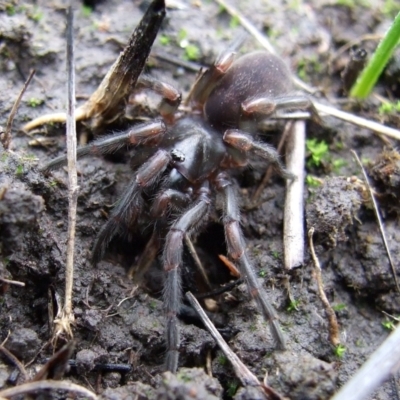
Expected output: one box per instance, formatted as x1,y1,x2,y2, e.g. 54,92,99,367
216,173,286,350
163,183,211,372
92,149,172,264
42,120,167,172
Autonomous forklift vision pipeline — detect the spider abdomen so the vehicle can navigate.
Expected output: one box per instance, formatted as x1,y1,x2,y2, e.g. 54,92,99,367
204,51,293,131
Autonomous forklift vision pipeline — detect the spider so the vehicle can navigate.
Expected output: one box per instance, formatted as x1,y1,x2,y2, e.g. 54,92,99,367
43,30,313,374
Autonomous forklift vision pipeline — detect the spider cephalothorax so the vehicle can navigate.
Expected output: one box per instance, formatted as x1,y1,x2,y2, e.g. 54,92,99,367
44,33,313,373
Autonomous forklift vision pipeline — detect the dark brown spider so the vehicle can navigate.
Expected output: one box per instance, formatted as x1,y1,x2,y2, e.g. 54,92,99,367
43,13,314,374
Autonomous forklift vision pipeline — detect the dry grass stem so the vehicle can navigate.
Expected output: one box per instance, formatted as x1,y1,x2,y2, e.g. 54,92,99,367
351,150,400,292
53,7,77,340
186,291,284,399
0,380,98,400
0,345,28,382
308,228,340,346
185,234,211,288
0,277,25,287
1,69,35,149
284,120,305,269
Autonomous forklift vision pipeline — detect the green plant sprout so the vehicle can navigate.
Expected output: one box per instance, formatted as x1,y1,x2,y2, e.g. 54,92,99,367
27,97,44,107
306,138,329,167
378,100,400,114
332,303,347,312
350,11,400,98
382,320,396,331
287,299,300,312
334,344,346,358
306,175,322,187
159,34,171,46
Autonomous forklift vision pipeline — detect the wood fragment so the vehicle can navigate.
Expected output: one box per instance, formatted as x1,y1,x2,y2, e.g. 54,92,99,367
23,0,166,133
283,120,305,270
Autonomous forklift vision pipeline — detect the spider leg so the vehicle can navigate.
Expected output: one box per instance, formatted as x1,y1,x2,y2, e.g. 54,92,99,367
187,36,245,107
242,93,320,122
223,129,294,180
216,173,286,350
91,149,171,264
42,120,167,172
137,76,181,123
129,188,191,282
163,183,211,372
151,188,191,218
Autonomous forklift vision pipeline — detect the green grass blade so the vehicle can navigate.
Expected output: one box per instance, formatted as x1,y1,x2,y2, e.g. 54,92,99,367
350,12,400,99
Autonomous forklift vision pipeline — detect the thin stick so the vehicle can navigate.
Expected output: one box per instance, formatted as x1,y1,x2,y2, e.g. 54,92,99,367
186,291,283,399
1,69,35,149
185,234,211,288
315,103,400,141
0,345,28,382
0,277,25,287
331,325,400,400
283,120,305,270
351,150,400,292
53,7,78,339
0,380,98,400
308,228,340,346
186,292,259,386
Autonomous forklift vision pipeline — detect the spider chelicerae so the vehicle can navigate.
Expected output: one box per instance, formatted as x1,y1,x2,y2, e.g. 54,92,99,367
43,10,313,374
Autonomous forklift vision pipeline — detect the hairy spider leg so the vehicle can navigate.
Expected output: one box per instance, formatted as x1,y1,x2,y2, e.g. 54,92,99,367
242,92,320,123
151,188,191,218
216,173,286,350
163,183,211,372
223,129,294,180
42,120,167,172
137,76,181,123
187,37,245,107
92,149,172,264
128,189,191,280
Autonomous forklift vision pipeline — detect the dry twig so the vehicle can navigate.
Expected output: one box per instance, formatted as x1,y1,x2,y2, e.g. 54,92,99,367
0,346,28,383
186,291,284,400
308,228,340,346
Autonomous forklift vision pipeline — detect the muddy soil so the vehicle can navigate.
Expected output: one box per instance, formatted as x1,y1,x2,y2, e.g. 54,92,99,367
1,0,400,399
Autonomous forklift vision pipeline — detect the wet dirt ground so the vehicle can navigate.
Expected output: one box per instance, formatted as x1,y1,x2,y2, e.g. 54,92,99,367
1,0,400,399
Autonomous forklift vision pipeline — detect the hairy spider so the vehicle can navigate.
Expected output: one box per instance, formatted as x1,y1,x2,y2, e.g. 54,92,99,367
43,37,313,373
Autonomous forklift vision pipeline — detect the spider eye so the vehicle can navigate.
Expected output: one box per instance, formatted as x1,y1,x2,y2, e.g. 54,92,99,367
170,149,185,162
